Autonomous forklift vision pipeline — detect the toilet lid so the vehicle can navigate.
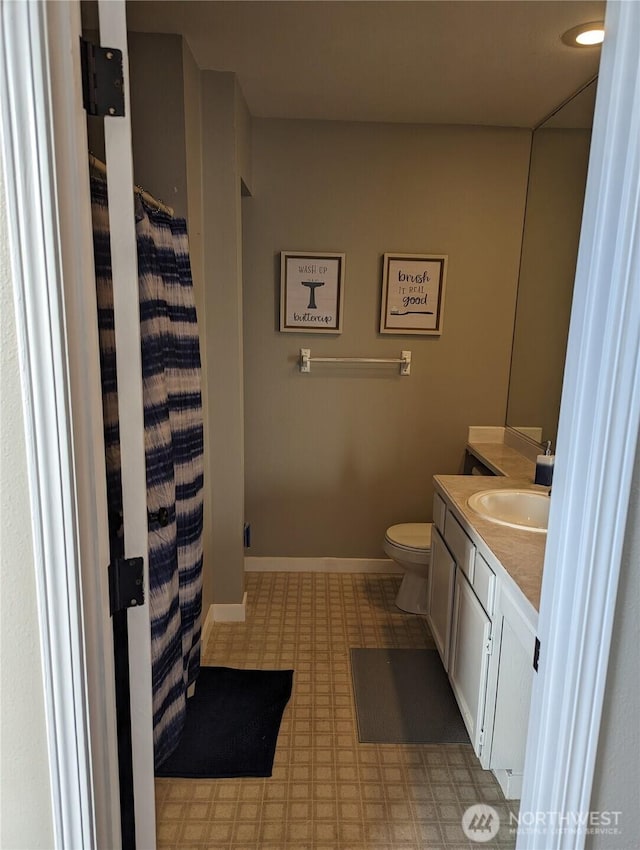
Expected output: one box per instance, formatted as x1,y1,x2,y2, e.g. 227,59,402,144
385,522,432,551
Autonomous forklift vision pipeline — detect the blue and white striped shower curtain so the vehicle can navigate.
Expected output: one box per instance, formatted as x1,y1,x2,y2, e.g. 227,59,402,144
91,177,204,768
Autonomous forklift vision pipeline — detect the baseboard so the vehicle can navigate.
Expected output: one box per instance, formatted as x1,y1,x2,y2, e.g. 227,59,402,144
492,768,523,800
209,591,248,623
244,556,401,574
201,604,216,651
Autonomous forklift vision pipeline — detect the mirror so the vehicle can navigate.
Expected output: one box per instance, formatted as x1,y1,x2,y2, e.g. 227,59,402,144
506,79,597,446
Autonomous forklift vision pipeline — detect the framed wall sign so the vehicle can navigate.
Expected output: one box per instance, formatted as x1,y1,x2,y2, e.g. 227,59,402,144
280,251,345,333
380,253,448,335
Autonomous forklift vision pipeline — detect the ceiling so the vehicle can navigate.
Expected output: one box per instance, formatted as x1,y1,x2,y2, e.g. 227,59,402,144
123,0,605,128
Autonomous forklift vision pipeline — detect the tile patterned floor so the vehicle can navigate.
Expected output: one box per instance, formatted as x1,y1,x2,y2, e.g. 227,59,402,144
155,572,519,849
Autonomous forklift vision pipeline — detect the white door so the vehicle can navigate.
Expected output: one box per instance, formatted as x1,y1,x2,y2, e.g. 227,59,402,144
1,1,156,847
95,3,156,847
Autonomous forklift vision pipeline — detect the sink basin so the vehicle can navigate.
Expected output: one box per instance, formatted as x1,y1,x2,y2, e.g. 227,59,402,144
467,489,549,533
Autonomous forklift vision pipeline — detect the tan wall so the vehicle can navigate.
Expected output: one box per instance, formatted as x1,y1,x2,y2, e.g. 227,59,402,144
128,34,219,608
117,36,253,606
201,71,250,602
129,32,188,218
243,119,531,557
507,128,591,444
235,81,253,193
182,40,214,614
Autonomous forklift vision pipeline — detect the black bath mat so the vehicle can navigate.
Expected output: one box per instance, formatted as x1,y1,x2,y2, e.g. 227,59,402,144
350,648,469,744
155,666,293,778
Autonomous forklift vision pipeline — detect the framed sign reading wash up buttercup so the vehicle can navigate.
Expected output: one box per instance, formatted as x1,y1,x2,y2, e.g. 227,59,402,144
380,253,448,335
280,251,345,333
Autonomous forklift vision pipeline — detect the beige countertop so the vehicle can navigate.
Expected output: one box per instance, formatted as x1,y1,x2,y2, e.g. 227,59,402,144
467,441,536,480
433,474,547,616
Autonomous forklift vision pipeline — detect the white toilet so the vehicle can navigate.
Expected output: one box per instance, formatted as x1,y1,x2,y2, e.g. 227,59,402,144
383,522,433,614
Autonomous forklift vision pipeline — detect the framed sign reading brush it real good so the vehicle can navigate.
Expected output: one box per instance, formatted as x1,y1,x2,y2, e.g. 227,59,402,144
380,253,448,335
280,251,345,334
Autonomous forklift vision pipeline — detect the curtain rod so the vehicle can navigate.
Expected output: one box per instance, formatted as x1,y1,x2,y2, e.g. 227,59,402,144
89,153,174,216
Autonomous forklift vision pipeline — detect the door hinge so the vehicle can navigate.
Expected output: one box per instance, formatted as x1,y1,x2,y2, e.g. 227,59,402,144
478,728,485,752
485,635,493,656
109,557,144,615
80,38,125,117
533,636,541,671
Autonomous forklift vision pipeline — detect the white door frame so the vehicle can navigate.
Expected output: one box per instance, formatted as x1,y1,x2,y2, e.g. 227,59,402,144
1,1,638,849
518,2,640,846
1,0,154,847
0,1,121,848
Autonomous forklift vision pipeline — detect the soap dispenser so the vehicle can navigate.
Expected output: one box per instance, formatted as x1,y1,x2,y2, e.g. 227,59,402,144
535,441,555,487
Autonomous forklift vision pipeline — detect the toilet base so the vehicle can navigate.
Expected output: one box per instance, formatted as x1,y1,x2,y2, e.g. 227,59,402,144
395,571,429,615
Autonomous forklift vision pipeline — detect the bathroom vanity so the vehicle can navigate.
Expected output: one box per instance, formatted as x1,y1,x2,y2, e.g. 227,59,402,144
427,472,546,799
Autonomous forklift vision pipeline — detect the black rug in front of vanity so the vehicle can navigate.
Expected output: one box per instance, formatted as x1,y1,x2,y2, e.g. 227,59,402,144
350,648,469,744
155,666,293,778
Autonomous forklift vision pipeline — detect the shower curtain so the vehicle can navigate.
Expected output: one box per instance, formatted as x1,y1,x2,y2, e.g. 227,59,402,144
91,177,204,768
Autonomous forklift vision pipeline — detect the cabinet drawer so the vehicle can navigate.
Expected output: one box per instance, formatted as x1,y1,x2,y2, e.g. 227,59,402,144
444,509,475,582
473,553,495,616
433,492,447,534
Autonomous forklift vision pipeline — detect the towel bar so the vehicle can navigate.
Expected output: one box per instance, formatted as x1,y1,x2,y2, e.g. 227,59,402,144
299,348,411,375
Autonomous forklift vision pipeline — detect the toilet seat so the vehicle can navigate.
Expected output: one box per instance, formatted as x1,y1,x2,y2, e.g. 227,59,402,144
384,522,432,553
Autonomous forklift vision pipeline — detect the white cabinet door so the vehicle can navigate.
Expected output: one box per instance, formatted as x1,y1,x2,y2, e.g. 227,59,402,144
449,570,492,756
427,528,456,670
489,593,536,772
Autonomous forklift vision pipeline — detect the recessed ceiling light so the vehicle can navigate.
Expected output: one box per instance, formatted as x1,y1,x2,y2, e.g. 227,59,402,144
561,22,605,47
